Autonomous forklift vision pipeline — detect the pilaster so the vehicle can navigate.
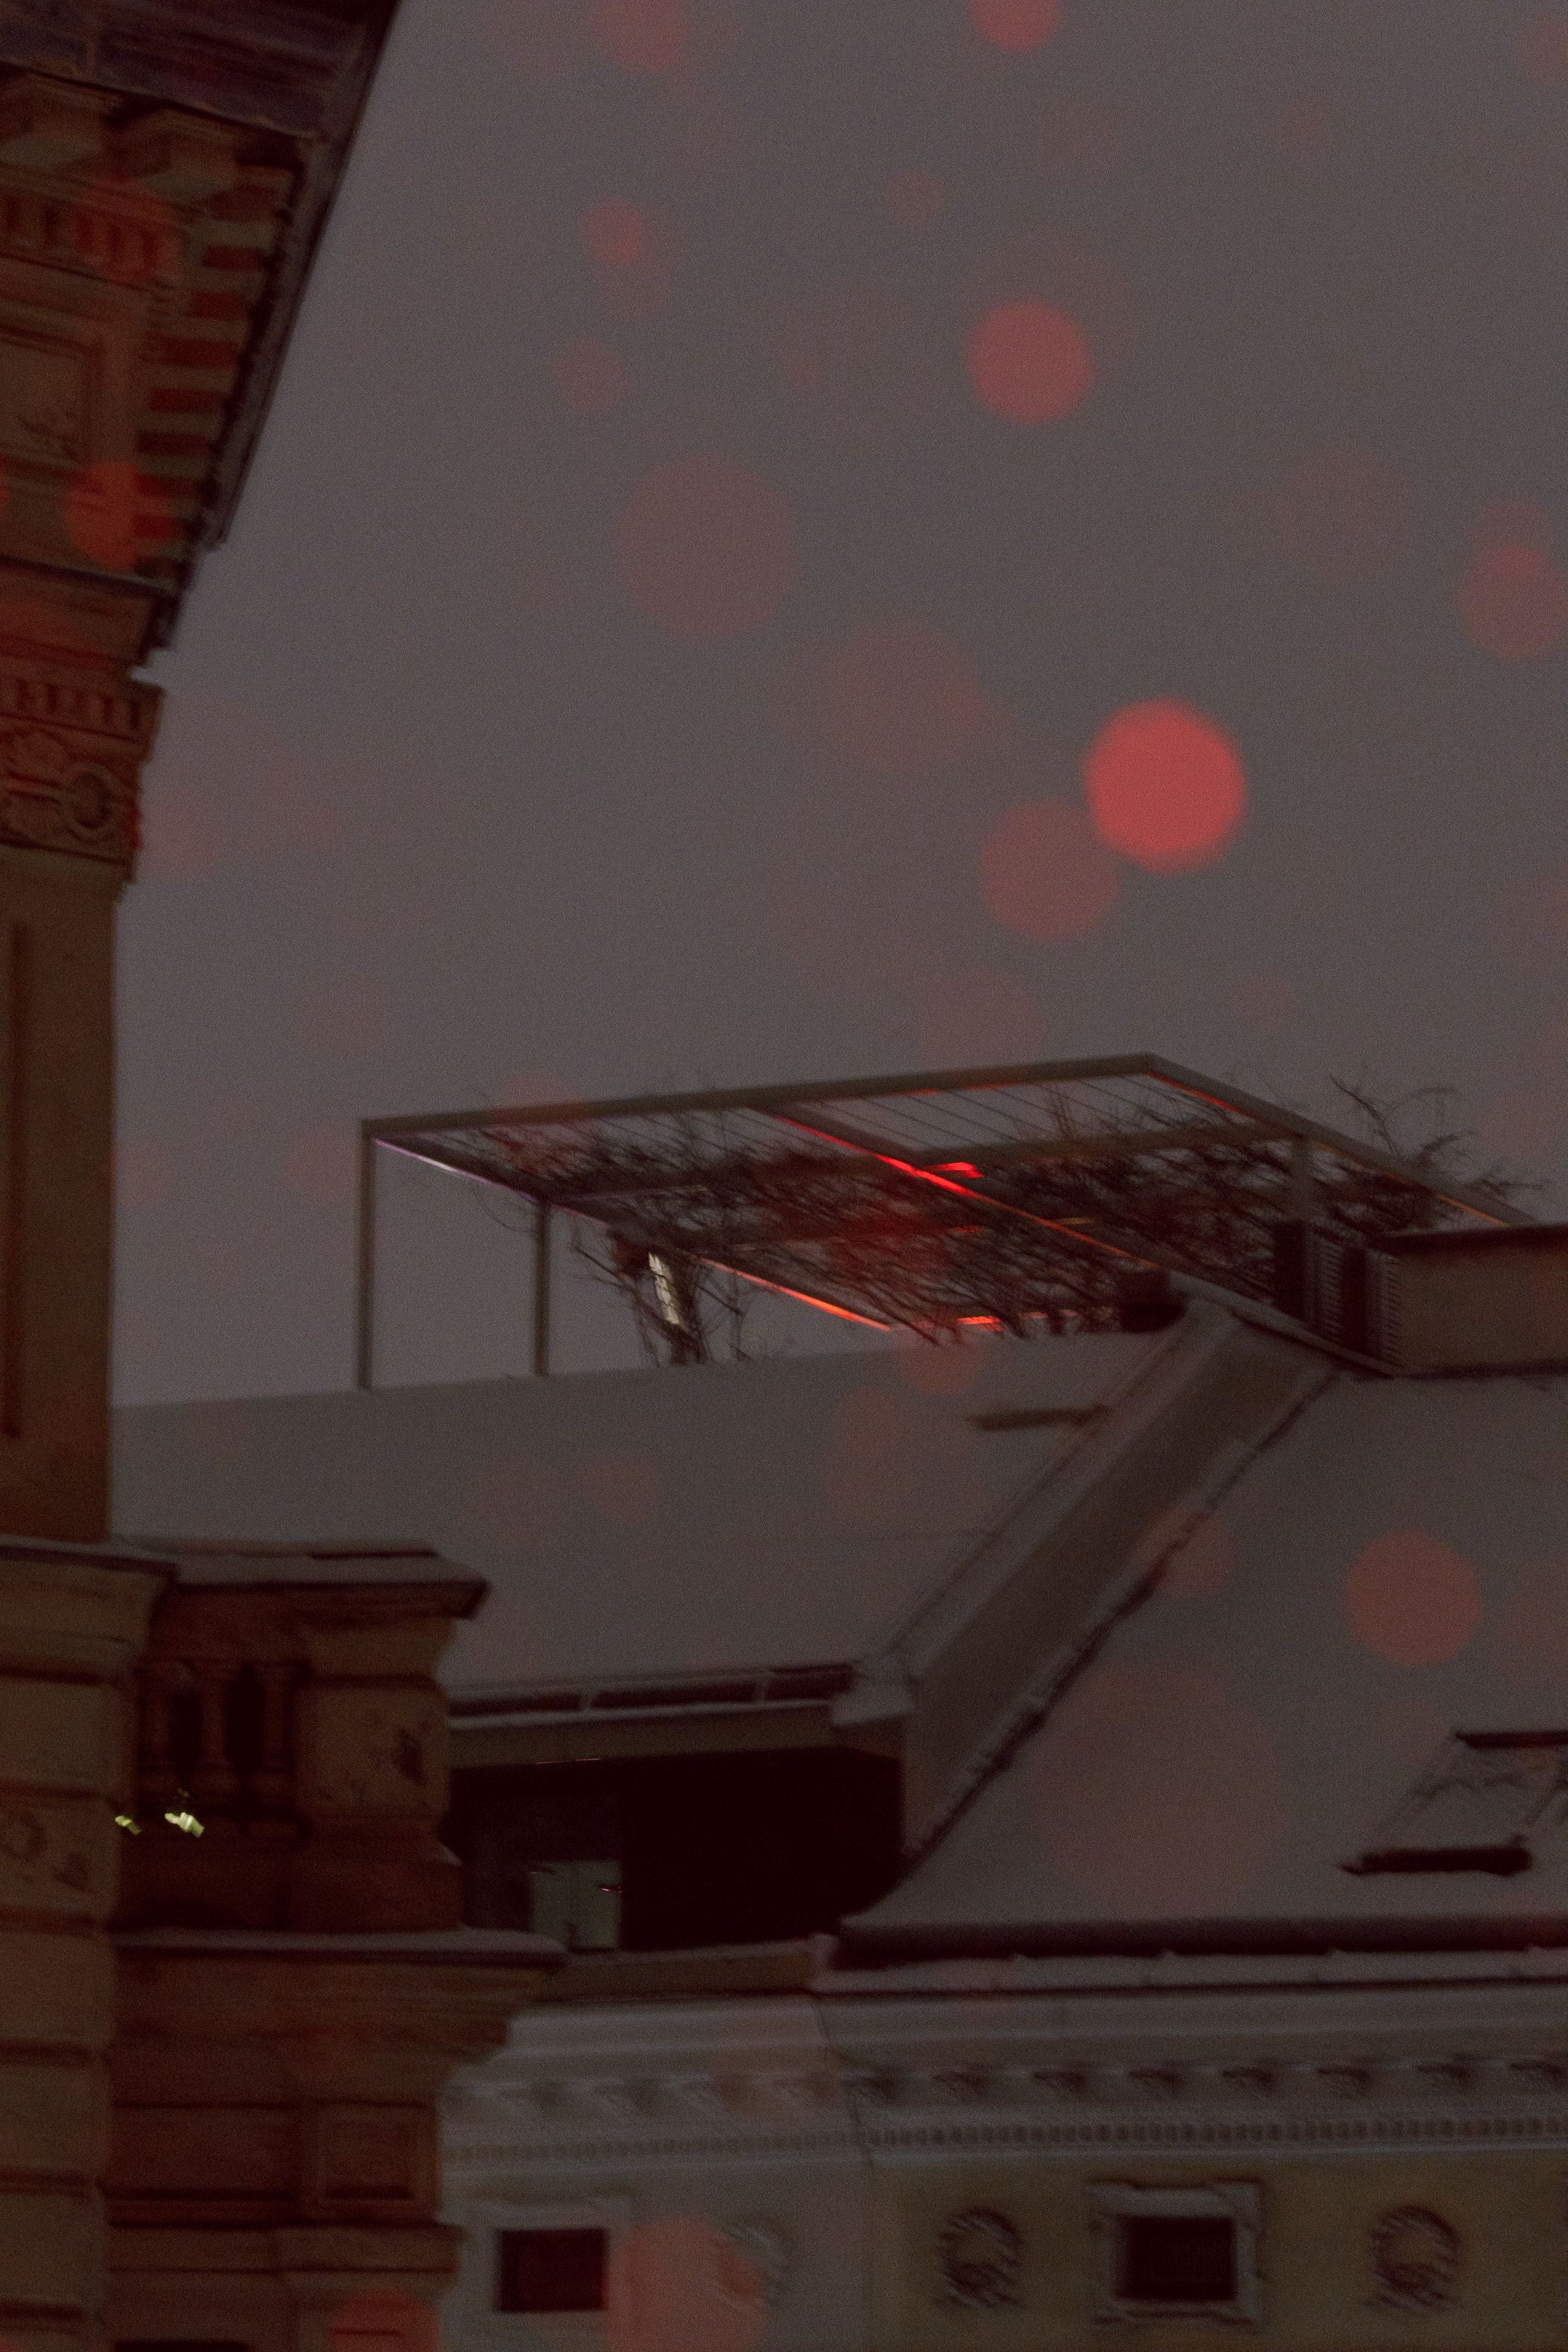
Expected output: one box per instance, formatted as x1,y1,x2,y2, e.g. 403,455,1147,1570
0,1543,167,2352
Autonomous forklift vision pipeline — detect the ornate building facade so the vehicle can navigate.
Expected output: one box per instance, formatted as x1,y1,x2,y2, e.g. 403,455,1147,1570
119,1226,1568,2350
0,11,562,2352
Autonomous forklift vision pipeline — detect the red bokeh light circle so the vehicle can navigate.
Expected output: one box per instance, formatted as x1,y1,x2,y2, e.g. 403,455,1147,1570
1461,541,1568,661
473,0,587,79
581,197,649,268
286,1126,356,1205
825,619,1001,778
1083,699,1247,872
116,1138,176,1213
979,799,1121,941
589,1452,662,1525
967,299,1093,424
66,460,174,572
970,0,1063,52
895,1333,986,1395
1344,1531,1481,1668
917,963,1044,1067
884,167,946,229
1033,1661,1282,1913
1137,1502,1238,1599
615,454,797,642
590,0,689,73
553,334,628,414
606,2217,767,2352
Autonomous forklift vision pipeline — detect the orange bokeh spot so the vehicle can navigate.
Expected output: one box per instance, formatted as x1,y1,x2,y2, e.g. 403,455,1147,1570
970,0,1063,52
895,1332,986,1394
65,459,175,572
553,334,628,414
1234,967,1297,1035
967,299,1093,424
589,1452,662,1524
825,618,1001,778
607,2217,768,2352
286,1126,356,1205
615,453,796,642
1034,1661,1282,1914
1270,442,1414,584
979,800,1121,942
140,780,224,881
590,0,689,73
1517,10,1568,83
1461,541,1568,661
1137,1502,1238,1599
1344,1531,1481,1668
884,167,946,229
116,1138,176,1214
581,197,649,268
917,963,1044,1067
474,0,587,78
1083,699,1246,872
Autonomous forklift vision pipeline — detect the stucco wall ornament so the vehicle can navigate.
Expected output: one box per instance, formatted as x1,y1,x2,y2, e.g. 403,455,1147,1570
713,2217,790,2310
1368,2205,1461,2310
0,725,137,863
935,2207,1023,2310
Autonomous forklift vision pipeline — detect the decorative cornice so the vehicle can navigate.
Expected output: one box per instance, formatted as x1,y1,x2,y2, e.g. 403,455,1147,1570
444,2051,1568,2171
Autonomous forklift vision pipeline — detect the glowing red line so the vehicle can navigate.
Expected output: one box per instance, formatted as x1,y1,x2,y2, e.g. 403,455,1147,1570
699,1258,891,1329
773,1118,1152,1263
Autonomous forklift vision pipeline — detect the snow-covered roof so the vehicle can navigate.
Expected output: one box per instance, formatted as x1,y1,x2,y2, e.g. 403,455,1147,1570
113,1330,1164,1696
848,1370,1568,1955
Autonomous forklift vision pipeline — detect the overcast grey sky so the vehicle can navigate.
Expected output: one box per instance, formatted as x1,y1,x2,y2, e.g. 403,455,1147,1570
114,0,1568,1405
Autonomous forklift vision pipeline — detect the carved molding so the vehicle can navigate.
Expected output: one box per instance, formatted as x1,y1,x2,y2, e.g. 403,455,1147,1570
444,2048,1568,2174
1368,2205,1462,2311
934,2207,1022,2311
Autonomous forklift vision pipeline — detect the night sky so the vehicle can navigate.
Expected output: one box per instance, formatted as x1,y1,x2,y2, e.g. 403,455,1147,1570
114,0,1568,1405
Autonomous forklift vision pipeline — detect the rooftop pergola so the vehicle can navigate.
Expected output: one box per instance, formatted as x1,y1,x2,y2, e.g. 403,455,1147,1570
355,1055,1526,1382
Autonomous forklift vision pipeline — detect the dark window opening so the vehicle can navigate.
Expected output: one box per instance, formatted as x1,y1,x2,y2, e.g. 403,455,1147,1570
496,2229,607,2313
1117,2214,1237,2304
446,1746,902,1951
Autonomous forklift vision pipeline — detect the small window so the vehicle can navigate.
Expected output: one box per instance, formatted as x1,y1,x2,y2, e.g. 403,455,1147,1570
1344,1730,1568,1876
1089,2183,1260,2323
1118,2214,1236,2303
527,1858,622,1951
496,2228,608,2314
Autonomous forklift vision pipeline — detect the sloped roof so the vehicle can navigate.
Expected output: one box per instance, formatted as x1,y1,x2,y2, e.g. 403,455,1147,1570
113,1329,1165,1694
847,1370,1568,1956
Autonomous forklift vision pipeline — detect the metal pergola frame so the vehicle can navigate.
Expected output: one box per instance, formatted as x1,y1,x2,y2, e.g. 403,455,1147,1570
354,1054,1526,1387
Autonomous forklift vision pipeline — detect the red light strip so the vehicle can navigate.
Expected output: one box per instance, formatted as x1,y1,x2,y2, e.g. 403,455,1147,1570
779,1117,1151,1265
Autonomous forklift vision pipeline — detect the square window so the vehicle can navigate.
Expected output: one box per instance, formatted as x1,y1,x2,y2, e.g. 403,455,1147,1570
495,2227,608,2313
1118,2213,1237,2303
527,1858,622,1950
1089,2183,1261,2324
